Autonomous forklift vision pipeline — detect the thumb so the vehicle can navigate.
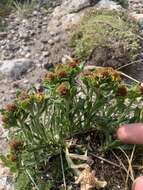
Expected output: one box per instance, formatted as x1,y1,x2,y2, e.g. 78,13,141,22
117,123,143,144
132,177,143,190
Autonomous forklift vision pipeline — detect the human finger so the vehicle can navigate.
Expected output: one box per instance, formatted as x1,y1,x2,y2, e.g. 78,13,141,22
132,176,143,190
117,123,143,144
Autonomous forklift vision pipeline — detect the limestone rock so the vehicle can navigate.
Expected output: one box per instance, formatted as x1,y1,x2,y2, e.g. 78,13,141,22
96,0,121,10
0,59,34,79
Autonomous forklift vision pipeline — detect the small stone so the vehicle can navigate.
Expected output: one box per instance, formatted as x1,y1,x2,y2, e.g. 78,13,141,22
42,51,50,57
130,13,143,22
11,30,15,34
48,39,54,45
44,63,54,70
0,32,7,39
33,10,38,16
140,53,143,58
13,82,20,88
19,31,29,40
25,53,31,58
41,38,48,43
37,63,42,68
54,36,60,43
23,79,29,84
23,46,31,52
50,31,56,36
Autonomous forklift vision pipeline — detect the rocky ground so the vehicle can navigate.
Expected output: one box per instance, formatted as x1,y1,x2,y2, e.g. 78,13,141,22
0,0,143,189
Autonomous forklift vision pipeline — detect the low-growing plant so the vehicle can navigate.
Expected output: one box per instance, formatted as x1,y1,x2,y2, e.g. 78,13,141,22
1,59,143,189
70,9,141,68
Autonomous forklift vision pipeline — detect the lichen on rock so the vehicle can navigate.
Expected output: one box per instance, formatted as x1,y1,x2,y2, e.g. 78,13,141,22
70,9,141,68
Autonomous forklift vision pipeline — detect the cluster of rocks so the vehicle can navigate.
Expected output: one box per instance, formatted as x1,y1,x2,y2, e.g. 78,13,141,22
0,7,52,66
128,0,143,24
129,0,143,14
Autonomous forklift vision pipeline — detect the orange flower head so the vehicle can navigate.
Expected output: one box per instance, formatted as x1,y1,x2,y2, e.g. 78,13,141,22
57,70,68,78
19,92,29,100
69,60,79,68
100,71,110,78
6,103,17,112
45,72,56,81
112,71,121,81
139,83,143,94
2,116,9,124
57,83,69,97
10,140,24,151
34,92,45,102
117,86,128,97
10,154,17,162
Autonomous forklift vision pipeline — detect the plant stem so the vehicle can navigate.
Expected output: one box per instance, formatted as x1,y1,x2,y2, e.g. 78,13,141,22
60,150,67,190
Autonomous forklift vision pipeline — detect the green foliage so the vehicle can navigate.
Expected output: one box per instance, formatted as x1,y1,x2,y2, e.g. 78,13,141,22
15,171,32,190
0,0,36,18
113,0,128,8
70,10,140,68
13,0,36,17
1,59,143,189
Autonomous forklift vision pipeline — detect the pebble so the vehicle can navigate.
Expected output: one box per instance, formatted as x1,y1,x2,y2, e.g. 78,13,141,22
42,51,50,57
0,32,7,39
25,53,31,58
48,39,54,45
54,36,60,43
41,38,48,43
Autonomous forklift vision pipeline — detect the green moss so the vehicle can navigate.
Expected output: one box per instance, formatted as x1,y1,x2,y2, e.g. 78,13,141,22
112,0,128,8
70,10,141,68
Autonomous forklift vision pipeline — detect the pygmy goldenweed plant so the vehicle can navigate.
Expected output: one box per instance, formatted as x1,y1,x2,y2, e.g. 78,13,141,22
1,59,143,189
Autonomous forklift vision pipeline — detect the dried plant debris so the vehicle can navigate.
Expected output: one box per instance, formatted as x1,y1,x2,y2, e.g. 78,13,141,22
66,143,107,190
75,165,107,190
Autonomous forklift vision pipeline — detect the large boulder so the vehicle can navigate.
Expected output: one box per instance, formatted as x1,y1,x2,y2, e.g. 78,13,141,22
45,0,122,66
0,59,34,80
96,0,121,9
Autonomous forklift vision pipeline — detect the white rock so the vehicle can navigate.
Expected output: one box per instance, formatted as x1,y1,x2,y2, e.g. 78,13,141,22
96,0,121,10
0,59,34,79
129,13,143,22
62,0,91,14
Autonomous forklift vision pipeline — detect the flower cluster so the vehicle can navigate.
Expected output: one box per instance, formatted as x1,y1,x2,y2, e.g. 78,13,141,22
44,59,81,84
33,92,45,103
82,67,120,81
116,85,128,97
10,139,24,152
5,103,17,112
57,83,70,97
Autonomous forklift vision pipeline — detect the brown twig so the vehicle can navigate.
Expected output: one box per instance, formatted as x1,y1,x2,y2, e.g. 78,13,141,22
89,152,121,168
111,150,133,180
117,59,143,71
118,71,140,83
119,146,135,186
60,150,67,190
